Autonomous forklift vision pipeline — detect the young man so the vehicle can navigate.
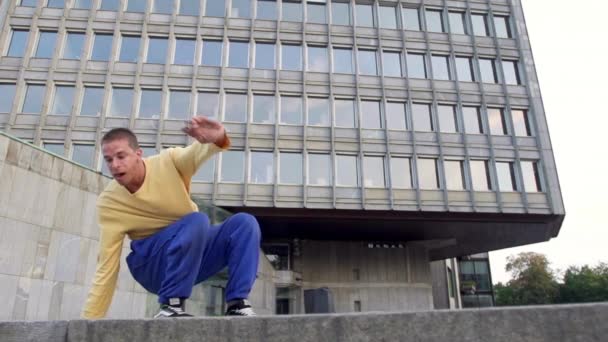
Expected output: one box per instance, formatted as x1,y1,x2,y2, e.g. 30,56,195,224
83,116,260,318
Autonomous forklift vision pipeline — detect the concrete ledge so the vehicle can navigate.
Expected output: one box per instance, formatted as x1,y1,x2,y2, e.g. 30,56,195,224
1,303,607,342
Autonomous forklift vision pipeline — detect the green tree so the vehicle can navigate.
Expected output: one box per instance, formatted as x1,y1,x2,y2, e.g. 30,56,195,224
559,263,608,303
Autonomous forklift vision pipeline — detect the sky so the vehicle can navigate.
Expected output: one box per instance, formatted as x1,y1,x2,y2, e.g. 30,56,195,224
489,0,608,283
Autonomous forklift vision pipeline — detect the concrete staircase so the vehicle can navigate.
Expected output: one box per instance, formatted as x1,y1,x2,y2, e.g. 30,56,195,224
1,303,606,342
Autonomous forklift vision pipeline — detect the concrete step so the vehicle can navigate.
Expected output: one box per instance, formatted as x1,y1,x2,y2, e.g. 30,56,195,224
1,303,606,342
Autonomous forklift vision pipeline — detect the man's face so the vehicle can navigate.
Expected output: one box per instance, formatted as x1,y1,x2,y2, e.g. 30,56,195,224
102,138,143,187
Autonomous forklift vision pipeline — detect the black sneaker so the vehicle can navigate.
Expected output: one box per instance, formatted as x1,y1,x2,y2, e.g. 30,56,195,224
225,299,256,316
154,298,193,318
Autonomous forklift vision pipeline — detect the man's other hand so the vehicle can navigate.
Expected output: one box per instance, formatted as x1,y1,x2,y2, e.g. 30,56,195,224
182,116,227,146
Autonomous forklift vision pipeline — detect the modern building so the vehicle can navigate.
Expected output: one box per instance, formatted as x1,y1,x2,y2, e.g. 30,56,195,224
0,0,563,315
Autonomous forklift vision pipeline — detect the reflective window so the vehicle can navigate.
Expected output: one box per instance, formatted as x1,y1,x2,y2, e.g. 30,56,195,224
356,4,374,27
438,104,457,133
22,84,45,114
119,36,141,63
334,99,356,128
470,160,491,191
412,103,432,132
382,51,402,77
228,41,249,68
193,155,216,182
512,109,531,137
280,152,303,184
100,0,120,11
336,155,359,187
406,53,426,78
43,143,65,156
220,150,245,182
253,94,275,124
358,50,378,76
308,153,331,185
307,46,328,72
127,0,146,12
444,160,465,190
502,60,520,85
479,58,497,83
307,97,330,126
307,2,327,24
202,40,223,67
110,88,133,117
139,89,162,119
63,32,85,60
231,0,251,18
281,44,302,71
332,2,351,25
333,48,353,74
402,8,420,31
425,9,444,32
521,161,541,192
0,84,16,113
250,151,274,184
153,0,173,14
20,0,38,6
72,144,95,168
47,0,65,8
224,93,248,122
364,156,386,188
197,92,220,119
455,56,474,82
390,157,411,188
280,96,302,125
206,0,225,16
282,1,302,22
147,37,168,64
431,55,450,80
494,16,512,38
174,39,196,65
50,85,75,115
8,30,29,57
386,102,406,130
255,42,276,69
91,33,113,61
462,106,482,134
141,146,158,157
448,11,466,34
257,0,277,20
417,158,438,189
488,108,507,135
471,14,489,36
168,91,191,120
80,86,104,116
179,0,200,16
378,6,397,29
35,31,58,59
360,100,382,129
496,161,515,191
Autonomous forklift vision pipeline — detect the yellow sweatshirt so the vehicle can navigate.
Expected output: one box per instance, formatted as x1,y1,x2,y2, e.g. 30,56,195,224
83,138,229,319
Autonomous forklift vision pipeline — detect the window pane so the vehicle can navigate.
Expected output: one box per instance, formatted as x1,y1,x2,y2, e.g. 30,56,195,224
139,89,162,118
0,84,16,113
100,0,120,11
140,146,158,157
494,16,511,38
471,14,488,36
358,50,378,76
334,99,355,128
438,105,457,133
382,51,402,77
455,56,474,82
257,0,277,20
470,160,490,191
332,2,351,25
333,48,353,74
444,160,464,190
282,2,302,22
20,0,38,7
308,153,331,185
231,0,251,18
8,30,29,57
221,151,245,182
197,92,220,119
512,110,531,137
63,32,85,60
412,103,432,131
147,37,168,64
378,6,397,29
336,155,358,186
50,85,75,115
250,151,274,184
127,0,146,12
35,31,57,58
225,93,248,122
229,41,249,68
80,86,104,116
496,162,515,191
72,144,95,168
22,85,45,114
390,157,411,188
425,9,444,32
280,96,302,125
307,97,330,126
356,4,374,27
280,152,303,184
281,44,302,71
206,0,225,16
253,95,275,124
406,53,426,78
307,3,327,24
364,156,385,188
179,0,199,15
255,42,276,69
431,55,450,80
417,158,438,189
402,8,420,31
479,59,497,83
386,102,406,130
119,36,141,62
91,33,113,61
169,91,191,120
463,106,482,134
43,143,64,156
193,155,216,182
47,0,65,8
521,161,541,192
202,40,223,66
448,12,466,34
307,46,328,72
153,0,172,13
174,39,195,65
110,88,133,117
502,61,520,85
361,100,381,129
488,108,506,135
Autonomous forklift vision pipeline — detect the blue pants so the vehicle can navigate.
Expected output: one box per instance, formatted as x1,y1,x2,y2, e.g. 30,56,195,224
126,212,261,305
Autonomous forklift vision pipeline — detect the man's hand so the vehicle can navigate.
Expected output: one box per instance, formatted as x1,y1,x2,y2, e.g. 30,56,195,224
182,116,227,146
